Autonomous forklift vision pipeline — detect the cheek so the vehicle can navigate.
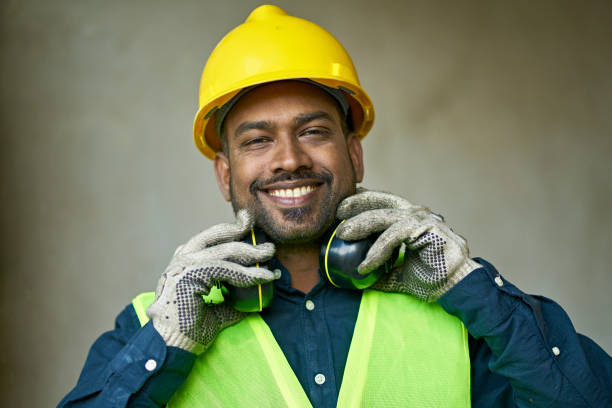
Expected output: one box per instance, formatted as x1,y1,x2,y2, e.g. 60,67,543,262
229,161,261,195
320,148,355,182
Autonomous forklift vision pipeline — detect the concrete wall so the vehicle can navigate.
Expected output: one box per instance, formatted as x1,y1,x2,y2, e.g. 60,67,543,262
1,0,610,405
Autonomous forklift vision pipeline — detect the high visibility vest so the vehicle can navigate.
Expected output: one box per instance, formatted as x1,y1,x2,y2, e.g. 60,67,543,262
133,290,471,407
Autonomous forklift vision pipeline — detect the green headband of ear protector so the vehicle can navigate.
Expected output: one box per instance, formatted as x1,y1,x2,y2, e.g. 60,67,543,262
213,222,402,312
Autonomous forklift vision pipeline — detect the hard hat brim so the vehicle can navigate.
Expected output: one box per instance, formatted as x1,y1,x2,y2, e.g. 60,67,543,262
193,77,374,160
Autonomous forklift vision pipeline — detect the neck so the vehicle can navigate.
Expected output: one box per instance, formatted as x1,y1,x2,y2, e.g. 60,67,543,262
275,241,321,293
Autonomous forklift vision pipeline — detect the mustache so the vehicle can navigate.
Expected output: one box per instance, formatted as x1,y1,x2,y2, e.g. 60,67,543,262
249,169,333,195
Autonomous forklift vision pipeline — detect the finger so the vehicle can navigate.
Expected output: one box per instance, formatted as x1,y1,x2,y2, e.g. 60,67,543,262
358,219,434,273
337,207,430,241
172,244,185,257
336,209,403,241
181,242,275,266
178,209,254,254
177,260,280,296
337,190,419,219
402,215,452,249
154,271,168,299
199,260,281,288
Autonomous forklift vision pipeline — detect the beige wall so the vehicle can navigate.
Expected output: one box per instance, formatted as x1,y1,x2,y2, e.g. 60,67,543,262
1,0,611,405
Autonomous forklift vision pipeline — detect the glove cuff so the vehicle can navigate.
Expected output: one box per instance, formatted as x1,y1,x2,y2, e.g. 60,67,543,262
430,258,480,302
152,320,205,354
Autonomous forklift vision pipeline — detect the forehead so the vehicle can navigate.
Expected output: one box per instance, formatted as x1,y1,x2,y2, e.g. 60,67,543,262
224,81,342,128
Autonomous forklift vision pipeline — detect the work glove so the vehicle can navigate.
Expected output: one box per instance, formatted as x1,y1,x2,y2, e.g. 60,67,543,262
336,189,480,302
146,210,279,354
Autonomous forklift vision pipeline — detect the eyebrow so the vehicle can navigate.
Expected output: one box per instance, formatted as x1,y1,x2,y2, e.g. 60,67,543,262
294,111,335,127
234,120,273,138
233,111,335,139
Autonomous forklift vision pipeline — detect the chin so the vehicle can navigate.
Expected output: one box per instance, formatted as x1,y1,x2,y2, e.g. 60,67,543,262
258,207,335,245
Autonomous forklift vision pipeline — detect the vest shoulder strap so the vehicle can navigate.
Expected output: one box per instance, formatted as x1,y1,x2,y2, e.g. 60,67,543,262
169,314,312,407
132,291,155,326
338,290,471,407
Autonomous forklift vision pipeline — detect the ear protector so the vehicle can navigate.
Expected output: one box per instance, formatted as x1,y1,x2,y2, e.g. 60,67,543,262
220,221,401,312
223,228,275,313
320,220,399,290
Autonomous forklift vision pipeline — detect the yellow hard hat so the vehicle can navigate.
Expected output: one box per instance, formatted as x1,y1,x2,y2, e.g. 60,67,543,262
193,5,375,159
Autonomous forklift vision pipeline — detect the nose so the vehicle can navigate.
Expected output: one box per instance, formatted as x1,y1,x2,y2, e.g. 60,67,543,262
270,135,313,173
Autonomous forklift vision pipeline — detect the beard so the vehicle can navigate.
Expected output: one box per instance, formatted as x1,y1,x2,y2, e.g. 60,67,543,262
229,168,355,244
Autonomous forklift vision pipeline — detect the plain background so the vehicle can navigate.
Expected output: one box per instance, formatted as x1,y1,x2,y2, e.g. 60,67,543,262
1,0,611,405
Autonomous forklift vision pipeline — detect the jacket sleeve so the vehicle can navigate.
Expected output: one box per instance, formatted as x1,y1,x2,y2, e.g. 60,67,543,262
58,304,196,407
438,258,612,407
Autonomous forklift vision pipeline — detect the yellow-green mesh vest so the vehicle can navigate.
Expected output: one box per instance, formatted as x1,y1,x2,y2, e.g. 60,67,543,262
132,290,471,407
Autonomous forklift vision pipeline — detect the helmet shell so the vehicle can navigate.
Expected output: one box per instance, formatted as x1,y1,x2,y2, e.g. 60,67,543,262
193,5,375,159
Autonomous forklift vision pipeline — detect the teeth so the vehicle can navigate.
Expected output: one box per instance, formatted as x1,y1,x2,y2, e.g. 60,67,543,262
269,185,315,198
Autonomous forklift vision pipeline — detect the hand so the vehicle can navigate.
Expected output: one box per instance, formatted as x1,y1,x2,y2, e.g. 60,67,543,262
336,189,480,302
146,210,279,354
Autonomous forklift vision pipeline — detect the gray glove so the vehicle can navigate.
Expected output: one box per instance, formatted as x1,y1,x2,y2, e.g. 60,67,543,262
336,189,480,302
146,210,279,354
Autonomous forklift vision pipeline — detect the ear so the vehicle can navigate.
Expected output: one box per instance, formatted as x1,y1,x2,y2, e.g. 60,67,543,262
214,152,231,201
347,134,364,183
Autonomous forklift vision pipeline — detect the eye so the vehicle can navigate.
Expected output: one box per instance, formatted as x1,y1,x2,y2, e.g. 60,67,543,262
299,127,330,138
241,136,271,149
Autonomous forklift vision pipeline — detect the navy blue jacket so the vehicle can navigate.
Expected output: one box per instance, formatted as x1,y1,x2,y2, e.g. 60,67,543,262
59,259,612,407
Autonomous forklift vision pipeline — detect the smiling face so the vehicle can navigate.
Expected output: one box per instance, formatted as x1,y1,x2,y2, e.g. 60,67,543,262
213,81,364,244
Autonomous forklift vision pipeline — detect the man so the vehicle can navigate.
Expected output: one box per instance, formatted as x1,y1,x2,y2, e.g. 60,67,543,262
60,5,612,407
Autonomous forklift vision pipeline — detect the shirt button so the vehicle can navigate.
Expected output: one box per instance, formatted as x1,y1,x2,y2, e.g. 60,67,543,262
552,346,560,356
314,373,326,385
144,359,157,371
494,276,504,287
305,300,315,311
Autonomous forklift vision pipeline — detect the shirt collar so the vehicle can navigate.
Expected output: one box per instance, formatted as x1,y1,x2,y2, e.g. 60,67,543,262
269,257,329,297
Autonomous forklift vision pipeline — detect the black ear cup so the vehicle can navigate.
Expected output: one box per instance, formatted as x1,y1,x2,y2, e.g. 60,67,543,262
320,221,398,290
224,222,398,311
223,227,275,312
